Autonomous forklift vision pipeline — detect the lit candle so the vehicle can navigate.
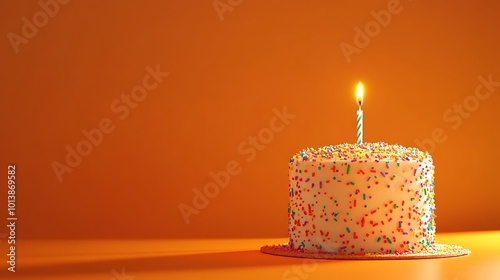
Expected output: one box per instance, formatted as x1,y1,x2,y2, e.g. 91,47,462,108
356,82,364,144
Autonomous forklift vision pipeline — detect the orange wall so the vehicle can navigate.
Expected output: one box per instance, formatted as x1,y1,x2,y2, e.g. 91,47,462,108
1,0,499,240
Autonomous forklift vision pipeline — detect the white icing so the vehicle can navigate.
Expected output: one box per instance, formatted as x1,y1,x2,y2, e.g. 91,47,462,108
288,143,436,254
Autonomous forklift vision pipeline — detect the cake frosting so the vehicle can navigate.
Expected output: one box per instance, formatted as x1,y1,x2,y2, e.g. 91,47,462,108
288,142,436,254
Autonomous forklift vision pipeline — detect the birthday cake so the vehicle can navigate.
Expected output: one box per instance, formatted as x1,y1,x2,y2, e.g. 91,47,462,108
287,142,435,254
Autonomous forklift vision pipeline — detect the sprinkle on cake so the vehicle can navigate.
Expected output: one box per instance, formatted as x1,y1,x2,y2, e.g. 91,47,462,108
288,142,436,255
290,142,429,163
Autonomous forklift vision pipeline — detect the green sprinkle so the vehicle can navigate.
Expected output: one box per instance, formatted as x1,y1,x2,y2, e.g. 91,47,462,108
299,170,302,173
318,166,322,170
350,182,355,185
410,197,415,201
346,227,351,233
393,204,397,209
363,194,366,200
387,238,392,244
301,242,306,248
424,188,427,195
291,188,294,197
377,237,382,242
347,165,351,174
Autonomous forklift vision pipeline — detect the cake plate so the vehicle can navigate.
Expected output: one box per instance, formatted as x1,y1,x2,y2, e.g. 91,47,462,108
261,243,470,260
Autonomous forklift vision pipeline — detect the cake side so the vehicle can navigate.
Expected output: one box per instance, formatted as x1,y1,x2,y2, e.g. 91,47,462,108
288,142,436,254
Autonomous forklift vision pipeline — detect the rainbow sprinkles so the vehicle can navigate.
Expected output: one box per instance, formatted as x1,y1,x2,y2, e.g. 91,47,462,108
261,142,470,259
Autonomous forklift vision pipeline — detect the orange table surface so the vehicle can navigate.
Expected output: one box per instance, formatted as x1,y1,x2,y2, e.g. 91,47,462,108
6,231,500,280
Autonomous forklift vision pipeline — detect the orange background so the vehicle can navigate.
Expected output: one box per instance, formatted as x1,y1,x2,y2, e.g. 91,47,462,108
1,0,500,242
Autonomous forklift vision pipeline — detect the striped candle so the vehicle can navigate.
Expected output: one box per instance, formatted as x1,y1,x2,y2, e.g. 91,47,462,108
356,82,364,144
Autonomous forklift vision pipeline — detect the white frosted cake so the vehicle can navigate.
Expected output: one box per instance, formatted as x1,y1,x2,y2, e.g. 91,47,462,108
288,142,436,254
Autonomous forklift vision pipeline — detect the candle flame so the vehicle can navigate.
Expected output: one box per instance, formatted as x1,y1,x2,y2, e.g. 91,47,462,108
356,81,364,107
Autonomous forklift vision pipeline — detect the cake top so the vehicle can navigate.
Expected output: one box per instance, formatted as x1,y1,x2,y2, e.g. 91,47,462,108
290,142,430,163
